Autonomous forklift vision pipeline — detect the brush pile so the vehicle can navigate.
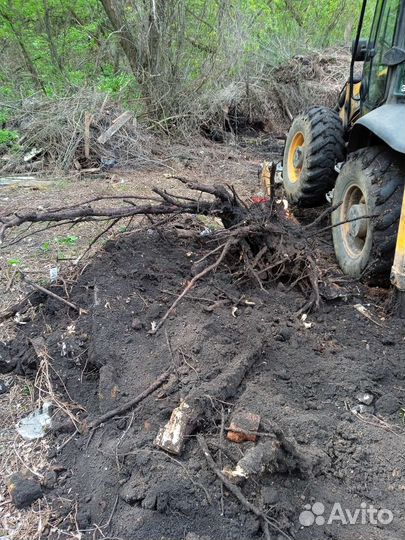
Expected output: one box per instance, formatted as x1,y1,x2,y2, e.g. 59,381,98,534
0,89,157,174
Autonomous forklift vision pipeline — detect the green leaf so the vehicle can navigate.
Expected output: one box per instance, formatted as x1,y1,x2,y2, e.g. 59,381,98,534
7,258,21,266
57,235,78,246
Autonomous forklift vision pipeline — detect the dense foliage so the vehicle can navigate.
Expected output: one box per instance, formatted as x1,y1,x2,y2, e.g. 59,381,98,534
0,0,372,125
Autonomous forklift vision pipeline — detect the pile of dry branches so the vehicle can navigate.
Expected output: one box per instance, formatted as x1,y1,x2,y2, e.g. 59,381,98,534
1,89,158,174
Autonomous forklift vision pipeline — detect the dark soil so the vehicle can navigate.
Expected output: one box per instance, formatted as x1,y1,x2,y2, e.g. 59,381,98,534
3,214,405,540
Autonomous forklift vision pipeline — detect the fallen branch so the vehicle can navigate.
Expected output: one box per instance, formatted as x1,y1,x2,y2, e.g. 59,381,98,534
197,434,290,540
22,274,80,312
87,368,171,429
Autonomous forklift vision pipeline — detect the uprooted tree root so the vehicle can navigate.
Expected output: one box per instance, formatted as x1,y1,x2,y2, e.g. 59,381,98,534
0,176,328,322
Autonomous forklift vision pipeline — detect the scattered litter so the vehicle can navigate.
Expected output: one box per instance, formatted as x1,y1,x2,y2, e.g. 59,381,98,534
326,189,334,203
100,158,117,170
320,281,351,300
23,147,43,162
275,162,283,184
356,392,374,405
354,303,383,326
231,306,238,318
49,266,58,283
199,227,211,237
13,312,27,325
16,401,52,440
301,313,313,329
351,404,372,415
227,410,261,443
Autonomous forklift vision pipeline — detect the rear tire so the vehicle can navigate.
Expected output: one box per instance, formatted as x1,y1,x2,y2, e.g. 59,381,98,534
283,107,345,207
332,146,405,282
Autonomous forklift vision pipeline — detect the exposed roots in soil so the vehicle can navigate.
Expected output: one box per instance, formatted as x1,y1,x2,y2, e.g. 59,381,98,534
0,176,327,323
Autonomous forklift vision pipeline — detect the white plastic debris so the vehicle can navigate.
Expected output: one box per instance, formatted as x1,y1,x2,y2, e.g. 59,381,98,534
23,147,43,162
301,313,313,329
49,267,58,283
16,402,52,440
199,227,211,237
356,392,374,405
351,404,371,415
354,303,383,326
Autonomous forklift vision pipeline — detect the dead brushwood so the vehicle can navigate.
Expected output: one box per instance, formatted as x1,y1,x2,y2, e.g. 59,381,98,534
2,90,159,173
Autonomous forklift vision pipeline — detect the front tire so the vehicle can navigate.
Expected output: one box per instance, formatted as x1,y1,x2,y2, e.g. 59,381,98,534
332,146,405,282
282,107,345,207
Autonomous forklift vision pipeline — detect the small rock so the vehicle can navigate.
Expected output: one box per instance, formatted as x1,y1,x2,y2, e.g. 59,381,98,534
42,470,57,489
142,492,157,510
375,395,400,415
185,534,200,540
261,486,278,505
131,318,143,331
76,508,91,528
7,473,43,508
356,392,374,405
275,368,290,381
275,327,292,342
0,379,8,394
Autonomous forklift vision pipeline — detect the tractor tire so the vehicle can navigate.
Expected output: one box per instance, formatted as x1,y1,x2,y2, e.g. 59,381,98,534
331,146,405,283
282,107,345,207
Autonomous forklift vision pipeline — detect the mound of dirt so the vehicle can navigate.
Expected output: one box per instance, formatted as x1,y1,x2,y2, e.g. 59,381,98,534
4,226,405,540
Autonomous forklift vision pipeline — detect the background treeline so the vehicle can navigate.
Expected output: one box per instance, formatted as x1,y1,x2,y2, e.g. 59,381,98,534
0,0,371,143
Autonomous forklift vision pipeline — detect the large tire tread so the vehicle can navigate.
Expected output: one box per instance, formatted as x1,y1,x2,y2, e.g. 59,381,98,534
333,146,405,282
283,106,345,206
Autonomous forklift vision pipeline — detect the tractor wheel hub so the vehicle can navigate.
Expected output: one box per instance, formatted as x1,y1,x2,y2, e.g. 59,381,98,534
293,147,304,169
348,203,368,239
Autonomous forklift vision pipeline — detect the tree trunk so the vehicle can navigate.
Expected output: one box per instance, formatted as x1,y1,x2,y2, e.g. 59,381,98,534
98,0,139,78
0,11,46,93
42,0,64,75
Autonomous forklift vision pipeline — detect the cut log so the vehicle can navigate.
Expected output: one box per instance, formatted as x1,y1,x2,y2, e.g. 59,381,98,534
155,344,262,454
223,428,330,483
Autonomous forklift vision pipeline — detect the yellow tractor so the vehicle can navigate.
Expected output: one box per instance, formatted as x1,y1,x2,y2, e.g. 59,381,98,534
282,0,405,308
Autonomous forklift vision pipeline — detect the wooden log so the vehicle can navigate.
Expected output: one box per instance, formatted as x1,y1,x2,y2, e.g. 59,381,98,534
155,344,262,454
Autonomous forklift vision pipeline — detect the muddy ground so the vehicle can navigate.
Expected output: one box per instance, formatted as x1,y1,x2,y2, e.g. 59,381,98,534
1,140,405,540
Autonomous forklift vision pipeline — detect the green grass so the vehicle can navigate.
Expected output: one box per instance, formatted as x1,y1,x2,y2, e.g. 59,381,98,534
0,129,18,145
